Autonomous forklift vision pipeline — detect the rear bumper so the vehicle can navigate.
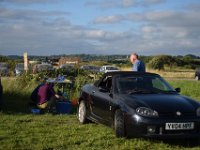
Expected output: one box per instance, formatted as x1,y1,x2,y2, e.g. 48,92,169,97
125,114,200,138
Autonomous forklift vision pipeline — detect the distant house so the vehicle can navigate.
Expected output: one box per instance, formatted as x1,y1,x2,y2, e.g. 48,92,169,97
58,57,80,66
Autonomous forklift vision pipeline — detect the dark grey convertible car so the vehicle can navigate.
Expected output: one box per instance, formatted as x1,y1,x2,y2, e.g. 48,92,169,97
78,71,200,138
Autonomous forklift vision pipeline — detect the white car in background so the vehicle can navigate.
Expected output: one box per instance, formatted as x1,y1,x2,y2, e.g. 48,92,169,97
100,65,120,73
15,63,24,76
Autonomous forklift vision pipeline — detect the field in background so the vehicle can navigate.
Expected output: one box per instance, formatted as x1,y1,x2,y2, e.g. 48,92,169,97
0,78,200,149
121,67,195,79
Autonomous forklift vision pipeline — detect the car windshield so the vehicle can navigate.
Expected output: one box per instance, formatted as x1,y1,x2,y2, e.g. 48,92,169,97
16,64,24,69
61,64,73,68
107,67,118,70
116,75,176,94
0,63,8,68
39,65,52,70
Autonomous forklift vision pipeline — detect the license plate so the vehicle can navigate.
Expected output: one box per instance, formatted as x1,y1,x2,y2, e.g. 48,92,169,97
165,122,194,130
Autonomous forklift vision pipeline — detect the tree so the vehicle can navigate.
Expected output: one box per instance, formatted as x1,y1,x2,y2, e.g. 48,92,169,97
148,57,164,70
148,55,178,70
0,56,8,62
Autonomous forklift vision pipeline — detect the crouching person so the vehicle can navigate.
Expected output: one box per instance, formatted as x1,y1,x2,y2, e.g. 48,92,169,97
37,82,62,111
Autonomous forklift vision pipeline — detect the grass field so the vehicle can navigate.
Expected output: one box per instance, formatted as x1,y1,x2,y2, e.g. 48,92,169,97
121,67,195,79
1,78,200,150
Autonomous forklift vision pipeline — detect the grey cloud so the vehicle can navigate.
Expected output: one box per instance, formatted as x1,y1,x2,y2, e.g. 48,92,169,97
141,0,166,6
185,3,200,11
144,11,200,27
90,9,200,55
0,7,98,55
1,2,200,56
0,19,98,55
93,15,124,24
0,8,70,22
0,0,63,5
96,10,200,28
85,0,166,9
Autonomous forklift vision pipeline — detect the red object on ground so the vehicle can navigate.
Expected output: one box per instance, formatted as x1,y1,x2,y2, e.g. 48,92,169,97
71,99,78,106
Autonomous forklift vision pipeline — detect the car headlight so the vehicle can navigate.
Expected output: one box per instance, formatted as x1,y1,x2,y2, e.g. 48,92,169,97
196,107,200,117
136,107,159,117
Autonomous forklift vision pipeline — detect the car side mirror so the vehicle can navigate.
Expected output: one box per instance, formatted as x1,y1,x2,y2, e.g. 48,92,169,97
175,88,181,93
99,87,109,93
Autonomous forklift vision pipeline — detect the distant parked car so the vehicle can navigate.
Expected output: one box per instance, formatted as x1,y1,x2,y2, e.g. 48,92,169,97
58,64,75,75
0,63,9,76
33,63,54,73
60,64,74,70
100,65,120,73
80,65,100,73
195,68,200,80
15,63,24,76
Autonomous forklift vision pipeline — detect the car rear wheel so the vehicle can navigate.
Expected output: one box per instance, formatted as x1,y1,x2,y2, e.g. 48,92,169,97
195,76,199,81
78,100,88,124
114,109,126,138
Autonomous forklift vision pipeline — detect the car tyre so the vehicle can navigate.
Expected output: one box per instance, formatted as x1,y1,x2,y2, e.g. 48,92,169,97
195,76,199,81
114,109,126,138
78,100,88,124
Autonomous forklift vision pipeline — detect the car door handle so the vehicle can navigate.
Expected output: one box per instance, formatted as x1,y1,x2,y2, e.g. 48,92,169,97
92,91,95,93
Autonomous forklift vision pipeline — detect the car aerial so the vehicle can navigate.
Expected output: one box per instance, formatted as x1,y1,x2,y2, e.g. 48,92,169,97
195,68,200,80
0,62,9,76
78,71,200,138
15,63,24,76
100,65,120,73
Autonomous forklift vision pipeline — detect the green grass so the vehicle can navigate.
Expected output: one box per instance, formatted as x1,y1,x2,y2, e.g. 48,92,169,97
1,78,200,150
169,80,200,101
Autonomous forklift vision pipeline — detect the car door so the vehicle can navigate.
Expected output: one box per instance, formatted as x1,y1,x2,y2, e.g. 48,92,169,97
91,76,112,122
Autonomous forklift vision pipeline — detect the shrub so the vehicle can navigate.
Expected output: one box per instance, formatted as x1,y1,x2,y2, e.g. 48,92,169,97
148,57,164,70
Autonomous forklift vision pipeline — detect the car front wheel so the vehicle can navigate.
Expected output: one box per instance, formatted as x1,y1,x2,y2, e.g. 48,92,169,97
195,76,199,81
114,109,126,138
78,100,88,124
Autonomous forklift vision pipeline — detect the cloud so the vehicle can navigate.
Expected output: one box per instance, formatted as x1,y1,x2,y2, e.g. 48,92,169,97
93,15,124,24
93,10,200,28
185,2,200,11
0,1,200,56
0,8,70,22
85,0,166,9
0,0,62,5
0,7,96,55
141,0,166,5
122,0,135,7
90,8,200,55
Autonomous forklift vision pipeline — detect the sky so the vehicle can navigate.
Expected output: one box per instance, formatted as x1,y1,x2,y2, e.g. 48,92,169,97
0,0,200,56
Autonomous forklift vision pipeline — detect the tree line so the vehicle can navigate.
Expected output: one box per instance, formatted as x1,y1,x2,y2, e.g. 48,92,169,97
1,54,200,71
